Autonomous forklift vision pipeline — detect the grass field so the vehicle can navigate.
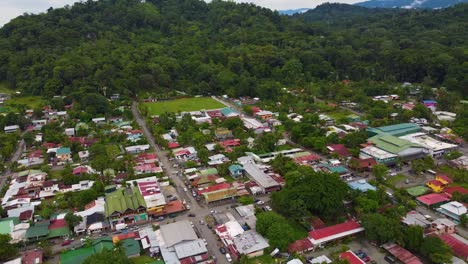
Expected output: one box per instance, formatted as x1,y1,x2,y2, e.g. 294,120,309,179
0,82,14,94
6,96,45,109
143,97,225,115
132,256,161,264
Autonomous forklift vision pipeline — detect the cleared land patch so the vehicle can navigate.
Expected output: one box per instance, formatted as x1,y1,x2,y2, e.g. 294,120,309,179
143,97,225,115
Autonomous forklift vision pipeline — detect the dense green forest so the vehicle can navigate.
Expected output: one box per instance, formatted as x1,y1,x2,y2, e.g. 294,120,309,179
0,0,466,98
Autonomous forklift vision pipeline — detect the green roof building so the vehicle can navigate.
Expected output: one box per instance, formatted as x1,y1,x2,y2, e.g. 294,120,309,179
367,123,421,137
368,134,427,160
200,168,218,176
26,221,50,240
121,238,141,258
406,186,429,197
104,187,147,225
0,218,18,234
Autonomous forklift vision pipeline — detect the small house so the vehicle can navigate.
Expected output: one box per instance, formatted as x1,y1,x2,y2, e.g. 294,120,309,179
55,147,71,162
229,164,244,178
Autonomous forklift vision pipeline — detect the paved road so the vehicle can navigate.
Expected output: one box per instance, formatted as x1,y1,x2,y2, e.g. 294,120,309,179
132,101,229,264
0,138,25,190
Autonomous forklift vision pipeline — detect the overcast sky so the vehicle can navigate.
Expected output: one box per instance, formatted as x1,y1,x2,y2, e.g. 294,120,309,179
0,0,361,26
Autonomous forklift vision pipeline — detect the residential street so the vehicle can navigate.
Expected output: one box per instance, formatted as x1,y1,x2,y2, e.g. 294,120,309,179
131,101,229,264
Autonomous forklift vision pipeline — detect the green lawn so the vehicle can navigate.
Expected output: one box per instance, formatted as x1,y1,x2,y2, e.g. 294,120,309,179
243,254,281,264
132,256,162,264
6,96,45,109
143,97,225,115
386,173,406,186
0,82,14,94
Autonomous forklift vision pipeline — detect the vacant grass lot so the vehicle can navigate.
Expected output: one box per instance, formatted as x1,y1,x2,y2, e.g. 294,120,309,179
143,97,225,115
6,96,45,109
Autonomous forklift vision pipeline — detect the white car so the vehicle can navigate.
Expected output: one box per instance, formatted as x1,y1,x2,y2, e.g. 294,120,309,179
225,253,232,262
264,206,272,211
256,200,265,205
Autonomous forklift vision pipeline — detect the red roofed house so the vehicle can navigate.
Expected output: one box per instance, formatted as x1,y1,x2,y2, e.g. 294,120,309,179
288,238,313,253
340,250,365,264
348,157,377,171
167,142,180,149
19,210,33,222
444,186,468,198
382,243,423,264
308,220,364,248
327,144,351,158
416,193,450,208
22,249,43,264
439,234,468,261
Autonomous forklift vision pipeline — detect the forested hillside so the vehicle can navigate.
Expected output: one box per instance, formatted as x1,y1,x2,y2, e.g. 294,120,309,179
0,0,466,98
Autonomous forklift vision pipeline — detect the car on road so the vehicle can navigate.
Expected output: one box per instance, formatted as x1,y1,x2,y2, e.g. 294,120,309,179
264,206,272,211
61,240,71,246
184,187,188,192
225,253,232,262
188,213,196,217
219,247,227,254
256,200,265,205
156,216,165,221
384,255,396,263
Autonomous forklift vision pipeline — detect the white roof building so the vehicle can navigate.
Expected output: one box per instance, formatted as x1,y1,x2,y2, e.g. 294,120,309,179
437,201,467,222
400,133,457,157
360,145,397,163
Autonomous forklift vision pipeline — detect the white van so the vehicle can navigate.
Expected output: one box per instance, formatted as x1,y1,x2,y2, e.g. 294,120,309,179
225,253,232,262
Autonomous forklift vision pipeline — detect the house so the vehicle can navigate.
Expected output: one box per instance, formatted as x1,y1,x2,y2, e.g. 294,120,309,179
173,147,198,161
241,117,270,133
4,125,20,133
288,238,313,254
255,110,273,120
443,186,468,198
55,147,71,162
158,220,208,264
449,156,468,170
426,180,444,193
436,174,452,185
21,249,43,264
340,251,365,264
229,164,244,178
327,144,351,158
197,183,238,204
423,100,437,110
348,180,377,192
401,211,430,228
64,128,75,136
125,144,150,154
91,117,106,124
416,193,450,208
308,220,364,248
348,157,377,171
221,107,239,118
239,158,281,194
208,154,230,165
436,201,467,222
214,127,233,140
78,150,89,162
382,243,423,264
126,176,166,217
439,234,468,261
427,218,456,235
104,187,147,228
214,220,269,259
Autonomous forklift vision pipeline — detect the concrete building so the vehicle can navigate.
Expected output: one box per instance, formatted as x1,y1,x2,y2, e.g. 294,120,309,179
399,133,457,157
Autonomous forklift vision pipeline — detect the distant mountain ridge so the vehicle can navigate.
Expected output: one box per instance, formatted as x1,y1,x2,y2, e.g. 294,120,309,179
278,8,311,15
355,0,468,9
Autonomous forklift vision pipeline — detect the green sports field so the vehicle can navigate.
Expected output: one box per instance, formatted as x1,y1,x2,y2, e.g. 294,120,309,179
143,97,225,115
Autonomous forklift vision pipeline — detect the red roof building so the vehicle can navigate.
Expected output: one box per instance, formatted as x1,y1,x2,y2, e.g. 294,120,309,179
340,251,365,264
22,249,43,264
294,154,321,164
349,157,377,171
416,193,450,207
308,220,364,247
444,186,468,198
439,234,468,261
327,144,351,157
436,174,452,185
382,243,423,264
288,238,313,253
167,142,180,149
427,179,443,187
19,210,33,222
48,219,67,230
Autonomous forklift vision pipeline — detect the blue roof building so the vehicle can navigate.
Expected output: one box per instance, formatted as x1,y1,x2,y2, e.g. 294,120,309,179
348,180,377,192
229,164,244,177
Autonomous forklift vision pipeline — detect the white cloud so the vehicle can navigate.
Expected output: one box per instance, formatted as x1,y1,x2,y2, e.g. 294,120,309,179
0,0,362,26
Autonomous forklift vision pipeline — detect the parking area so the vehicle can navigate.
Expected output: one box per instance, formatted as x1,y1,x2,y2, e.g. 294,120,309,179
306,238,388,264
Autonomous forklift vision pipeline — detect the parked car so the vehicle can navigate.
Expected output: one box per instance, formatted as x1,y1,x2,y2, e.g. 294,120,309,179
256,200,265,205
225,253,232,262
264,206,272,211
156,216,165,221
384,255,396,263
219,247,227,254
61,240,71,246
188,213,196,217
